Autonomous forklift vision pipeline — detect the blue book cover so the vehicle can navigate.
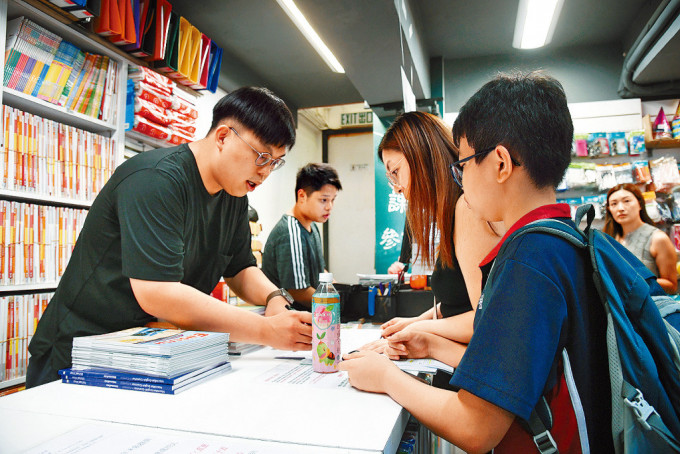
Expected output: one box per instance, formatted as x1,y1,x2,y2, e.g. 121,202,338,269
59,361,230,385
60,361,232,394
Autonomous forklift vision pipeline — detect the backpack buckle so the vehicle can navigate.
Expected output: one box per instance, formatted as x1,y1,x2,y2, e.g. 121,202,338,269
533,430,558,454
624,388,658,431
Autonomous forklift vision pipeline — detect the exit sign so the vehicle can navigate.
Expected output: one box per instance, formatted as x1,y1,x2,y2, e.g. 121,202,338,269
340,111,373,127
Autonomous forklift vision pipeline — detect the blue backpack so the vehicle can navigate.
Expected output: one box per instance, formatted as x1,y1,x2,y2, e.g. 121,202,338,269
499,205,680,454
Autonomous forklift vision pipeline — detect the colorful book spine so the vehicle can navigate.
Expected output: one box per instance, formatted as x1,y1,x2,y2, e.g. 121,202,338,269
65,52,95,111
36,40,79,103
58,50,85,106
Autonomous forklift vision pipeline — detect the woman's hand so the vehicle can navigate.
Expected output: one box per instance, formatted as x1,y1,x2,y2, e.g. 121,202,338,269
338,350,397,393
381,317,418,337
387,261,406,274
359,337,389,353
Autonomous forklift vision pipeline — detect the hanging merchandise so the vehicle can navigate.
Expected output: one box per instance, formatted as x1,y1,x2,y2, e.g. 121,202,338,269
613,163,634,185
644,191,662,223
628,130,646,156
650,156,680,190
587,132,610,157
632,161,652,184
565,162,598,189
653,107,673,140
572,133,589,157
596,164,617,191
607,132,629,155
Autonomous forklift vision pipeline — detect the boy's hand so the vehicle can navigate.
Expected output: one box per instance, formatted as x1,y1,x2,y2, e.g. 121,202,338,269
385,330,431,359
381,317,417,337
263,310,312,351
338,350,396,393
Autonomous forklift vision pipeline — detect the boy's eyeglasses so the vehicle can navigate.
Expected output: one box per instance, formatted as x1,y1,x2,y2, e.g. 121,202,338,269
230,127,286,171
449,146,521,188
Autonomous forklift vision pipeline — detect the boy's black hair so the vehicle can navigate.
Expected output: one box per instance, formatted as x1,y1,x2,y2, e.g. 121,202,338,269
209,87,296,150
295,163,342,201
452,71,574,189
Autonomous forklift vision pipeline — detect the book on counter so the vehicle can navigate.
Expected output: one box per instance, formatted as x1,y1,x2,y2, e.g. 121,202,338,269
70,327,230,378
58,361,232,395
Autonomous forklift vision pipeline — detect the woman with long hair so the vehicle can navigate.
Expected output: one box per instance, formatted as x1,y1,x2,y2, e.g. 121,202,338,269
604,183,677,293
363,111,502,367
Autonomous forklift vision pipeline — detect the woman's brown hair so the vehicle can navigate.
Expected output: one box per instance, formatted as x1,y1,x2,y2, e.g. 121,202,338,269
378,111,460,269
603,183,654,238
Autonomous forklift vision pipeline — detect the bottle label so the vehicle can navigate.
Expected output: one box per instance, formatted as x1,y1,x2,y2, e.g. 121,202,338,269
312,295,340,373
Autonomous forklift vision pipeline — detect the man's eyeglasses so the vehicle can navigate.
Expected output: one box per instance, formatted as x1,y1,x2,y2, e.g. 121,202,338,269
450,146,521,188
385,156,405,189
230,127,285,171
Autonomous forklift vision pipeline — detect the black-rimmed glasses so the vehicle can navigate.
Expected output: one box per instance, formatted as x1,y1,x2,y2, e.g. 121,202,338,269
450,146,521,188
230,127,286,171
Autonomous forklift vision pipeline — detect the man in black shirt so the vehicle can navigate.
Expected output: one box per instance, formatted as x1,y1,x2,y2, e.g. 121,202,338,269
27,87,312,387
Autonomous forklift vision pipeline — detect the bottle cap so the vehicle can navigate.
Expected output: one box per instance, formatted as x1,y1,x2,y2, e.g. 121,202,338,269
319,272,333,283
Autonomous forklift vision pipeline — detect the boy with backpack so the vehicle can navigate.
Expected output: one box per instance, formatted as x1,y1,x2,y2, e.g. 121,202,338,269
341,72,680,453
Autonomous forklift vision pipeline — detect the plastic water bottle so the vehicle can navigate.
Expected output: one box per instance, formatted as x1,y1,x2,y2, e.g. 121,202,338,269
312,273,341,373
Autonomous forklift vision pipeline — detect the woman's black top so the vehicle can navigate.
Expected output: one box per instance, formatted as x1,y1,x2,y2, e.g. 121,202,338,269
431,252,473,317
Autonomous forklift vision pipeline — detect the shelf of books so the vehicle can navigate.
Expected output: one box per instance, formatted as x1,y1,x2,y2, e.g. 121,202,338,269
0,0,128,390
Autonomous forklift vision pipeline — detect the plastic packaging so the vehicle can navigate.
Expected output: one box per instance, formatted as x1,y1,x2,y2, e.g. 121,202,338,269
312,273,341,373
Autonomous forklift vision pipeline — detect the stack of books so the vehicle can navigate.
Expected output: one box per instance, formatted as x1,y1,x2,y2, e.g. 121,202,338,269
4,17,119,122
59,327,231,394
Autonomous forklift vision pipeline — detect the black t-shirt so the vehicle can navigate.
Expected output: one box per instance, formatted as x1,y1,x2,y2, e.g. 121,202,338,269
431,253,473,318
28,144,256,382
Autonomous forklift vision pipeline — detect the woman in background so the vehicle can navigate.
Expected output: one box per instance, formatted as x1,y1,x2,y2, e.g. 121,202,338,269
362,111,502,368
604,183,678,293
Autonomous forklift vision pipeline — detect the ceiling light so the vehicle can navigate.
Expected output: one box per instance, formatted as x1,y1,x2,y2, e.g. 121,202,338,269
513,0,564,49
276,0,345,73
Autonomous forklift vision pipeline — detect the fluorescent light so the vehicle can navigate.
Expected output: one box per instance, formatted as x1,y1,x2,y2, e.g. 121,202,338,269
276,0,345,73
513,0,564,49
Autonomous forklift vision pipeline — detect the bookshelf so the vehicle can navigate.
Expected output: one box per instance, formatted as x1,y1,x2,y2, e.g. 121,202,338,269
0,0,128,390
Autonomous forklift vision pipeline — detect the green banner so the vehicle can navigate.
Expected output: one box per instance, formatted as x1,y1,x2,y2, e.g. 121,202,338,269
374,115,407,273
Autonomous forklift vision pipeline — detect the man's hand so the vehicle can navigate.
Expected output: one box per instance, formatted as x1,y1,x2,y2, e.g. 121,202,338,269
381,316,418,337
384,329,431,360
264,295,289,316
338,350,397,394
262,310,312,351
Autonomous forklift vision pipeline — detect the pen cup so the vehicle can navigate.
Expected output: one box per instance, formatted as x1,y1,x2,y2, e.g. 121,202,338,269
374,295,396,323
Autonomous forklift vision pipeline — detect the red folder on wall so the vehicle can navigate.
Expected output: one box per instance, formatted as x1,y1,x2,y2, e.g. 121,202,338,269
147,0,172,61
93,0,122,37
202,41,222,93
188,33,210,90
121,0,150,53
109,0,137,45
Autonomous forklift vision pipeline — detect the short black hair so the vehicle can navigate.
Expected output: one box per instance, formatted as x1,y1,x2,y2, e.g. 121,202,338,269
452,71,574,189
209,87,296,150
295,163,342,201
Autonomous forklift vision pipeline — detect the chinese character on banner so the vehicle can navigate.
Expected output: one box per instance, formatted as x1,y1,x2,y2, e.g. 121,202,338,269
380,228,402,250
387,193,407,213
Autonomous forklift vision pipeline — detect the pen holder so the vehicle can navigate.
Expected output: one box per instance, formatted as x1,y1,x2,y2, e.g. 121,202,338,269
373,295,396,323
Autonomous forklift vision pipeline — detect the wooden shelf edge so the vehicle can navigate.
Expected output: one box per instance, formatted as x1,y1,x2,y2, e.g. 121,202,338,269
642,114,680,149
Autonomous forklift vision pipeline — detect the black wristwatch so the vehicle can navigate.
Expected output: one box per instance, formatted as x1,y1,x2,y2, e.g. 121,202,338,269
265,288,294,306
